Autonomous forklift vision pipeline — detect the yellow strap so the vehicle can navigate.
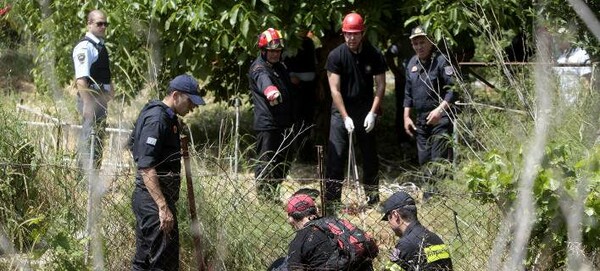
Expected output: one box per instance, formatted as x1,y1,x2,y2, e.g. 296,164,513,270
424,244,451,263
384,260,405,271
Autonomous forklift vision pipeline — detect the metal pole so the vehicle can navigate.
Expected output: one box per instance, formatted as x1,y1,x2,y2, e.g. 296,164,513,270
316,145,325,217
348,132,363,205
85,128,95,264
346,131,353,188
234,97,241,178
453,119,458,169
181,134,207,270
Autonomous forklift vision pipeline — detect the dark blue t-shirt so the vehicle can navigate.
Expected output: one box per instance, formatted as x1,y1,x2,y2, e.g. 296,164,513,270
326,41,387,108
128,100,181,203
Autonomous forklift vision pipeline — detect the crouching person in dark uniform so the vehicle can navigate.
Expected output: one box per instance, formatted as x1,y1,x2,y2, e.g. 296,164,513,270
248,28,295,202
286,194,338,270
285,194,376,270
381,191,453,271
129,74,205,270
403,26,455,167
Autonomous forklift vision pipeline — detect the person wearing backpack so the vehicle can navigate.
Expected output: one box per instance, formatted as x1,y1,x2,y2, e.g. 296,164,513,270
285,194,376,270
381,191,453,271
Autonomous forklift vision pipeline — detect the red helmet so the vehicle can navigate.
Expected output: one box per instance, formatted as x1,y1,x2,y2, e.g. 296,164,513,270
342,13,364,33
258,28,284,50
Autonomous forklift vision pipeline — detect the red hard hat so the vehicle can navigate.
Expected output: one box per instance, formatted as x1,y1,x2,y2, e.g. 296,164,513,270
342,13,364,33
258,28,284,50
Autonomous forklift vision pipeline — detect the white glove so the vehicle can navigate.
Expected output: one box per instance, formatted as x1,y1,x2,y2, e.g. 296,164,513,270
363,112,377,133
344,117,355,133
266,90,282,106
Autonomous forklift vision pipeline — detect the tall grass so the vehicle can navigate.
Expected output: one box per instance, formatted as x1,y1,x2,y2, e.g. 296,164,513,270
0,99,41,252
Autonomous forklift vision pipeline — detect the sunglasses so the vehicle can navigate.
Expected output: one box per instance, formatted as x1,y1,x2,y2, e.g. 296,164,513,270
95,21,109,27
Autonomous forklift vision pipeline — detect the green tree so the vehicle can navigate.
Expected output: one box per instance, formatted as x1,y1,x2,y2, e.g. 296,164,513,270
4,0,429,100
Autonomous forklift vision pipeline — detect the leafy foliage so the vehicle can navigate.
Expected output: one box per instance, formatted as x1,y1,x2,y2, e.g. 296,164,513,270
464,144,600,268
6,0,599,100
539,0,600,58
0,0,482,100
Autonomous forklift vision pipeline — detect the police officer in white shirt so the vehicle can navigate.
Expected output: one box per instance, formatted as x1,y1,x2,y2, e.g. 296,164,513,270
72,9,114,169
554,28,592,104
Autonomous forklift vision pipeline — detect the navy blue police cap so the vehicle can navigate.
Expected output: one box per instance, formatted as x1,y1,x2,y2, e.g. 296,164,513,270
381,191,416,221
169,74,205,105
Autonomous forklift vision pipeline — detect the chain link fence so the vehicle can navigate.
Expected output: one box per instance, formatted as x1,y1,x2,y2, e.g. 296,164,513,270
1,106,503,270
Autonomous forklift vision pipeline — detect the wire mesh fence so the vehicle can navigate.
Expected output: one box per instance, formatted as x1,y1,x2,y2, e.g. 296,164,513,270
1,106,503,270
1,163,502,270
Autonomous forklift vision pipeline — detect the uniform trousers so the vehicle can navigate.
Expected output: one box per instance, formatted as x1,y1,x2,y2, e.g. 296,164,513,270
132,185,179,271
77,90,110,169
325,110,379,203
293,80,317,161
255,129,292,198
415,113,452,166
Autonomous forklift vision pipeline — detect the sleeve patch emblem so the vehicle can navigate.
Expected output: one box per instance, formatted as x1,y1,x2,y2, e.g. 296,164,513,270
411,65,418,72
77,53,85,64
444,66,454,76
146,137,157,146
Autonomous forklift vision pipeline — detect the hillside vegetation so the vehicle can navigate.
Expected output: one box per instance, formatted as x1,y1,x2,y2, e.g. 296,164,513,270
1,0,600,270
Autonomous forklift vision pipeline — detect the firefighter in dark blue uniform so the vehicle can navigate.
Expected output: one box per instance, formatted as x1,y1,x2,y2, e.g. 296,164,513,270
248,28,295,202
403,26,455,166
325,13,387,208
72,10,114,169
382,191,453,271
129,74,205,270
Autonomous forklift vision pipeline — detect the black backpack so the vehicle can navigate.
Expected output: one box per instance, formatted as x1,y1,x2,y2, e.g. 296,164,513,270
307,217,379,270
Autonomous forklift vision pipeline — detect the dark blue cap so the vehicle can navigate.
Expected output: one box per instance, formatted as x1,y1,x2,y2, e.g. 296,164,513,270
169,74,205,105
381,191,415,221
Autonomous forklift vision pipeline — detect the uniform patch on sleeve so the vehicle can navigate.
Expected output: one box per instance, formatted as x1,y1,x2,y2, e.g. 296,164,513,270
146,137,157,146
444,66,454,76
77,53,85,64
411,65,418,72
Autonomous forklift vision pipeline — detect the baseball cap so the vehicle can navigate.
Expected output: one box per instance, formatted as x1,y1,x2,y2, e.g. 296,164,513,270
409,25,427,40
381,191,415,221
286,194,315,215
169,74,205,105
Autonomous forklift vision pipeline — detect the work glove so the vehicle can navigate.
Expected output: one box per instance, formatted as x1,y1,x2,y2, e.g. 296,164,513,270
344,117,355,133
363,112,377,133
266,90,282,106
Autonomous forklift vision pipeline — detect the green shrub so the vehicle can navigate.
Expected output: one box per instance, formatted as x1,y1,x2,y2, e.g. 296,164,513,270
0,101,43,252
464,144,600,269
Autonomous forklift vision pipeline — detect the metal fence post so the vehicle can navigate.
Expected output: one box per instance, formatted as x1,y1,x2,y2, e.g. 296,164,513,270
234,97,241,179
85,129,95,264
316,145,325,217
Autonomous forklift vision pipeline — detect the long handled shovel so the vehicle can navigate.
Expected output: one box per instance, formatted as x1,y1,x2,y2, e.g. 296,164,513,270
181,134,208,271
345,131,366,215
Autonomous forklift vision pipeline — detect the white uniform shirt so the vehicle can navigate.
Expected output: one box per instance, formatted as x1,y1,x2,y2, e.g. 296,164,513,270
554,47,591,103
72,32,111,91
